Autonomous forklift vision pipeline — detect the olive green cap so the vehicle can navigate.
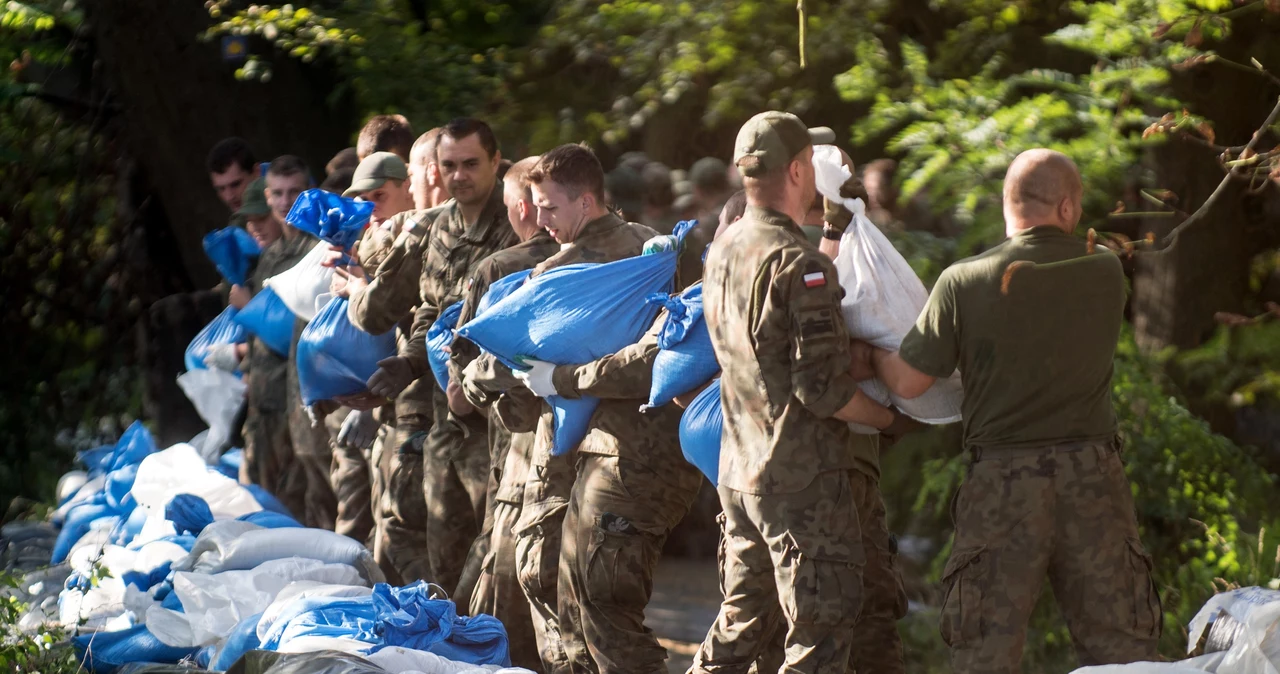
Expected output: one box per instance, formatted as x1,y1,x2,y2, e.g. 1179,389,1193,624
689,157,728,190
235,177,270,218
343,151,408,197
732,111,834,177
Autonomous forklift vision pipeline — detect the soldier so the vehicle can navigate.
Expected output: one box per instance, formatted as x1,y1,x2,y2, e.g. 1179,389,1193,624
364,118,517,607
408,128,449,211
692,111,899,674
207,137,260,214
865,149,1160,673
462,143,661,674
357,114,414,162
447,156,558,670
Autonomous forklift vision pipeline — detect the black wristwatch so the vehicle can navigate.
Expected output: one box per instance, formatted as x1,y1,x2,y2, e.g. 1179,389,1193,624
821,225,844,241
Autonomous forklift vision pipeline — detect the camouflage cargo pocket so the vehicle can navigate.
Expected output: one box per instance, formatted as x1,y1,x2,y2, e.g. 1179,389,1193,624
781,530,865,627
939,545,987,647
1126,538,1163,639
585,520,656,609
514,503,566,601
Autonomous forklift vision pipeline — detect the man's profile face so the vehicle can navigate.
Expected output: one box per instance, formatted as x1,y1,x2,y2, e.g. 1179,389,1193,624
266,172,308,226
438,134,497,207
408,143,434,210
361,180,413,222
532,180,589,244
211,164,254,212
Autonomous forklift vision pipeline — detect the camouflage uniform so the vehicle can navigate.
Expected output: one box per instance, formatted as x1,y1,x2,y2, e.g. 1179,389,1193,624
287,316,339,530
898,226,1160,672
694,204,866,674
348,205,444,582
449,230,560,671
241,230,316,519
401,186,518,605
550,312,703,674
465,213,658,674
324,405,374,543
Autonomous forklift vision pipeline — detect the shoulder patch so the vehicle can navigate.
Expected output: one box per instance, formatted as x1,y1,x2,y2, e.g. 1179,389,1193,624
802,261,828,289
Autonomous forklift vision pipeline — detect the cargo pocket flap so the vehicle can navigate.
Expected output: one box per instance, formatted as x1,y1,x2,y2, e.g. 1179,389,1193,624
513,500,568,538
942,544,987,583
785,530,866,567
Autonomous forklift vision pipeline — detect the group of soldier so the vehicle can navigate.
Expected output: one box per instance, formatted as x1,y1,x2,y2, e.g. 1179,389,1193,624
195,108,1163,674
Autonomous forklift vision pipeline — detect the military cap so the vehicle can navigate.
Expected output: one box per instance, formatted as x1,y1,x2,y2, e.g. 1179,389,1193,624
732,111,834,177
344,151,408,197
235,177,270,218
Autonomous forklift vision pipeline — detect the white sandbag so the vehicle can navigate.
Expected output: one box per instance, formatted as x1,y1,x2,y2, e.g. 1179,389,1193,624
177,368,247,463
367,646,509,674
1186,587,1280,674
129,443,261,520
127,515,179,549
53,475,106,523
256,583,375,643
57,470,89,504
1070,661,1220,673
171,519,263,573
265,241,335,322
812,145,964,431
275,635,377,655
58,575,129,630
146,558,367,648
186,527,383,584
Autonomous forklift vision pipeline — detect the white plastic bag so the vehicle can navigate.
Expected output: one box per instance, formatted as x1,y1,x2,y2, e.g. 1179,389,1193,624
266,241,335,322
367,646,514,674
184,526,384,584
176,368,246,463
129,443,262,521
256,582,375,643
1186,587,1280,674
146,558,367,648
57,470,89,504
812,145,964,431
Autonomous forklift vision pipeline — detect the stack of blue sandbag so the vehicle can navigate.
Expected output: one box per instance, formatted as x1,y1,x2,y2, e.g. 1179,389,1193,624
38,422,532,674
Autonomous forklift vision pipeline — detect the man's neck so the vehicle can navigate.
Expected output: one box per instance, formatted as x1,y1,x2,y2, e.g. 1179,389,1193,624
1006,220,1069,238
429,186,449,209
458,184,496,225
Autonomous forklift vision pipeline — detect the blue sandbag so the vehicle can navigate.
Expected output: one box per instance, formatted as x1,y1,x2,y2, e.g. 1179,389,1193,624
233,287,294,357
237,510,303,529
165,494,215,535
679,378,722,486
107,422,159,474
429,614,511,667
426,301,463,392
476,270,529,315
456,222,693,455
203,226,261,286
643,283,718,410
371,581,454,651
52,499,111,564
256,593,379,652
122,560,172,593
215,449,243,480
73,624,197,674
285,189,374,250
213,612,263,671
184,307,248,373
77,443,116,478
296,296,396,406
111,505,148,546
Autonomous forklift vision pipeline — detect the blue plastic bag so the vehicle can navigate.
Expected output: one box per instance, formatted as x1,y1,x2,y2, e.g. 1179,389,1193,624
679,378,722,485
106,421,158,474
426,302,463,392
203,226,261,286
372,581,455,651
285,189,374,250
184,306,248,373
256,594,379,652
73,624,197,674
296,296,397,406
643,284,718,410
233,287,295,357
213,612,264,670
237,510,303,529
429,614,511,667
216,448,243,480
456,222,692,455
165,494,214,535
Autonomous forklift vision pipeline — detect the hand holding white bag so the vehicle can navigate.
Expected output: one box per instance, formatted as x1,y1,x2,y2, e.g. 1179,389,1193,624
266,241,336,322
812,145,963,430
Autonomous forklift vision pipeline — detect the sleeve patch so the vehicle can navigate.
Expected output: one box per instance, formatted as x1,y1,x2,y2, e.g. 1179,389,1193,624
803,271,826,288
798,307,837,338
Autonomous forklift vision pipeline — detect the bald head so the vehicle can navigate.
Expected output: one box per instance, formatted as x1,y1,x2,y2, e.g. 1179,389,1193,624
1002,149,1083,236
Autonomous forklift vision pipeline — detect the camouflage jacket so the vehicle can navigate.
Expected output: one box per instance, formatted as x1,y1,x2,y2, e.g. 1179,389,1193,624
243,230,318,413
702,204,858,495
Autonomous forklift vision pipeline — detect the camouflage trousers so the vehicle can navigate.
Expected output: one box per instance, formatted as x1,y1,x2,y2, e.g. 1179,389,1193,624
702,472,908,674
560,453,702,674
242,407,306,520
369,421,404,586
287,400,338,530
470,499,542,670
692,469,866,674
421,388,491,610
942,440,1161,674
385,428,431,583
515,450,576,674
323,407,374,544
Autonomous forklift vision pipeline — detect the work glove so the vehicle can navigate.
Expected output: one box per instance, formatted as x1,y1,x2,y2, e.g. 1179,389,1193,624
337,409,378,450
204,344,241,372
822,176,870,233
368,356,416,399
512,359,558,398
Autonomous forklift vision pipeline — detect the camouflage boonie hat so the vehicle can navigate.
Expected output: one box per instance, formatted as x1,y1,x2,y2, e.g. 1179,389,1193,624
733,111,834,177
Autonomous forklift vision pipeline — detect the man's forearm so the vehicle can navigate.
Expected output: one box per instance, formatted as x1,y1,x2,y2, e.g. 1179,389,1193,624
831,388,893,429
873,349,935,400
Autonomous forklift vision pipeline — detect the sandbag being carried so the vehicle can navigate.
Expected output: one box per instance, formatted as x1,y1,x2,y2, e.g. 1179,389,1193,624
185,306,248,373
234,287,295,357
643,283,718,411
177,368,247,462
427,302,464,393
285,189,374,251
678,379,722,485
296,296,396,406
456,223,691,455
204,226,262,287
265,242,337,322
813,145,963,430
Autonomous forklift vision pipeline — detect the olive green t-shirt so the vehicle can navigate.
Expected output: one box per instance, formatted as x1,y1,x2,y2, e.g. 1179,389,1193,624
898,226,1126,451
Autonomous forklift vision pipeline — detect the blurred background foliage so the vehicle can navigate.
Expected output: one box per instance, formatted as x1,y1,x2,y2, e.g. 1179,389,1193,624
2,0,1280,669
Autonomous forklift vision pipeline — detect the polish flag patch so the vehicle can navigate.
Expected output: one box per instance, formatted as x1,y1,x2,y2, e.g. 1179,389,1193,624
803,271,826,288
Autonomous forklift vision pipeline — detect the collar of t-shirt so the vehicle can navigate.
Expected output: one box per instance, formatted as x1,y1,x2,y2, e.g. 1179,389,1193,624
1013,224,1072,242
744,204,798,230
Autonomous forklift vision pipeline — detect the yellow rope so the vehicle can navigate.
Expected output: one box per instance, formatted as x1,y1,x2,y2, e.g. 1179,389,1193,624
797,0,807,69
